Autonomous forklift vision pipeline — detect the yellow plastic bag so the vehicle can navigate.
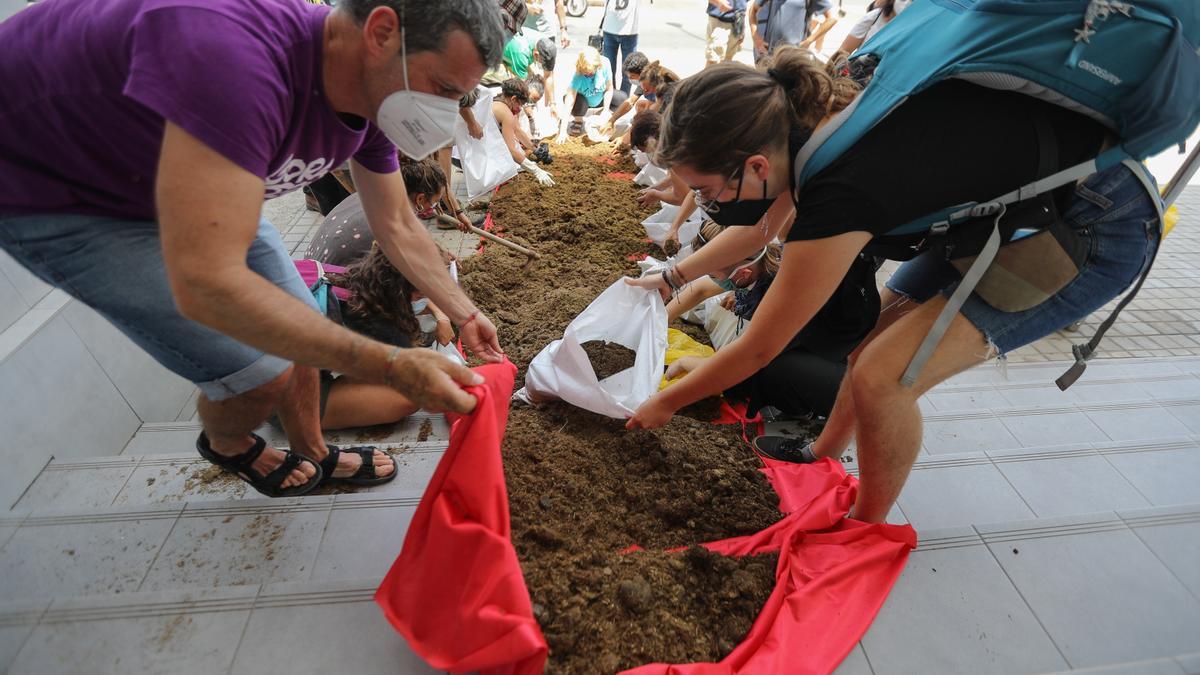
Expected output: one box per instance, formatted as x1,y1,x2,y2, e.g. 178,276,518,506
1164,203,1178,238
660,328,715,390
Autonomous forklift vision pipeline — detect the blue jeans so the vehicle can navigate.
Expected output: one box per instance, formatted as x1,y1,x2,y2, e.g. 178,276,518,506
602,32,638,95
0,213,318,401
886,163,1161,354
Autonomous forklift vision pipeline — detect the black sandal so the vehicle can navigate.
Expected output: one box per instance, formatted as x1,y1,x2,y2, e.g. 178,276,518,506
196,432,322,498
319,445,397,486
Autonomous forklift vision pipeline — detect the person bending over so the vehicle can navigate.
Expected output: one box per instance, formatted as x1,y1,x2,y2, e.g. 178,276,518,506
286,245,458,444
495,78,556,186
631,108,689,210
0,0,507,499
602,51,651,141
556,47,613,143
627,48,1151,525
306,157,448,265
666,222,879,420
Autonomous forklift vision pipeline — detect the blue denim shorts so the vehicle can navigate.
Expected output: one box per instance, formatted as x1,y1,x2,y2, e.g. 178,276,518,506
885,163,1161,354
0,213,318,401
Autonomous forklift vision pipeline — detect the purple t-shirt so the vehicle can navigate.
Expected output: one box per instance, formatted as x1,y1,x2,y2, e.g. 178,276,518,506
0,0,398,220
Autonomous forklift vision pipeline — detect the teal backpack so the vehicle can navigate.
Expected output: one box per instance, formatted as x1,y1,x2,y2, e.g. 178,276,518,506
795,0,1200,388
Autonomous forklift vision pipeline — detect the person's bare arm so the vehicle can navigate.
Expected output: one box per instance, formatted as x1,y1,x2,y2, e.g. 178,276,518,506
666,195,698,243
350,158,504,362
460,106,484,140
837,33,865,55
628,231,871,428
606,94,637,128
427,300,455,346
555,0,570,46
749,0,767,56
627,192,795,298
155,123,482,411
800,12,839,49
435,147,471,232
665,276,724,322
494,102,529,164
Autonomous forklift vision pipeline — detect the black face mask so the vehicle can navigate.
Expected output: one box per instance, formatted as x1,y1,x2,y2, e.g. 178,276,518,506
696,168,774,227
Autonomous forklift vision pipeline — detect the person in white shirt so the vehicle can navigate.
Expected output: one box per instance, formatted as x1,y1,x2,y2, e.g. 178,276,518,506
837,0,911,55
523,0,570,47
601,0,641,95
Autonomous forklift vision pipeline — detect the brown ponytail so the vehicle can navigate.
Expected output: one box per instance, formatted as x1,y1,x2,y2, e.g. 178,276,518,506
656,47,860,177
762,46,860,134
640,60,679,93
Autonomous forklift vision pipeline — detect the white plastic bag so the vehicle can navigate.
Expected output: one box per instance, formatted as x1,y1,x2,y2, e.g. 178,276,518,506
634,162,669,187
642,204,702,257
454,87,520,201
611,107,636,138
705,297,747,351
520,280,668,418
431,340,467,366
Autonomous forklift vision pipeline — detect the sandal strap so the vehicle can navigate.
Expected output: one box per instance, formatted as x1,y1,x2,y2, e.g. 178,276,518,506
259,452,307,490
327,445,380,481
318,446,341,477
199,432,268,472
356,447,377,480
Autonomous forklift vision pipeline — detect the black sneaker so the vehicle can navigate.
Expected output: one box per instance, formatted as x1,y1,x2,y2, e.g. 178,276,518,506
752,435,818,464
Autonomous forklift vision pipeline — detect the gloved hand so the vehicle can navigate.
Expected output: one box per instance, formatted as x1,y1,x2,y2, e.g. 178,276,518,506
521,158,556,186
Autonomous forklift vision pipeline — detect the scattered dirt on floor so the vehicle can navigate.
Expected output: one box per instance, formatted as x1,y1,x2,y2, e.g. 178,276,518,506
458,141,781,672
581,340,637,380
355,423,398,443
182,464,243,496
416,418,434,443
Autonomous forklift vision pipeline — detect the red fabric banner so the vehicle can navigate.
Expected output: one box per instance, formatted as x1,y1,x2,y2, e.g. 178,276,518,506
376,363,916,675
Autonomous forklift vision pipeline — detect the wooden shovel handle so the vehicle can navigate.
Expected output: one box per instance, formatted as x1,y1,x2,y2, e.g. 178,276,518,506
467,224,542,259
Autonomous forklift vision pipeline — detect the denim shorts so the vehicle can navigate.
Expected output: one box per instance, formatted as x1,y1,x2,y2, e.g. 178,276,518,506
885,163,1161,354
0,213,319,401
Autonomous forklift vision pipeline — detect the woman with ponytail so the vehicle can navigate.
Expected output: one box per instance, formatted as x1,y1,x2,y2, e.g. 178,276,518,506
626,47,1157,524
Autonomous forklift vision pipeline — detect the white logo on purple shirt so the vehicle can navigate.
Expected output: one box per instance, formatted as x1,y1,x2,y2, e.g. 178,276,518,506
264,155,335,199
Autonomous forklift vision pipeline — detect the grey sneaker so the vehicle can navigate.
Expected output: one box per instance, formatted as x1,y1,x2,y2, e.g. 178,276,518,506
752,435,818,464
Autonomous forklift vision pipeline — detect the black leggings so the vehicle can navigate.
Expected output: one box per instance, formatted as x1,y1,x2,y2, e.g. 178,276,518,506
726,347,847,418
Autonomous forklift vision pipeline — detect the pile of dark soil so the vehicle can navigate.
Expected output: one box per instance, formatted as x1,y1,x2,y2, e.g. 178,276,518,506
458,141,782,672
581,340,637,380
504,403,780,672
459,141,657,375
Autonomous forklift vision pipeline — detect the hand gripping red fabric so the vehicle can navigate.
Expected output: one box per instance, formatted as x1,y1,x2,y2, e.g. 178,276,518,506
376,360,917,674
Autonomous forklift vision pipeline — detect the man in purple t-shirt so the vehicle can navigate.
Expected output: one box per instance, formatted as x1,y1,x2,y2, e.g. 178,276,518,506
0,0,507,497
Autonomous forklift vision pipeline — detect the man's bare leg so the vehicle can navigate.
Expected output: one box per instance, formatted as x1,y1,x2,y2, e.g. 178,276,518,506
848,296,993,522
196,367,314,489
811,289,920,459
275,366,395,479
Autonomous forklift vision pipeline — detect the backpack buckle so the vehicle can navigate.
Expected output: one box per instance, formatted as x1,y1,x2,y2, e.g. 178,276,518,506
969,202,1004,218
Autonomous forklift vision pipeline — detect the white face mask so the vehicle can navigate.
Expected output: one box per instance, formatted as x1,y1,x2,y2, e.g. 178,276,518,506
377,25,460,161
411,297,429,314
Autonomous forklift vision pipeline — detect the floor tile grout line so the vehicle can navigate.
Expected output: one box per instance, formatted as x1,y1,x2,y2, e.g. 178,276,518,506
106,458,144,508
1095,452,1157,512
1125,524,1200,608
854,643,878,675
58,306,147,439
132,509,185,594
987,452,1047,520
302,500,338,586
974,526,1075,669
6,598,52,671
226,582,267,674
